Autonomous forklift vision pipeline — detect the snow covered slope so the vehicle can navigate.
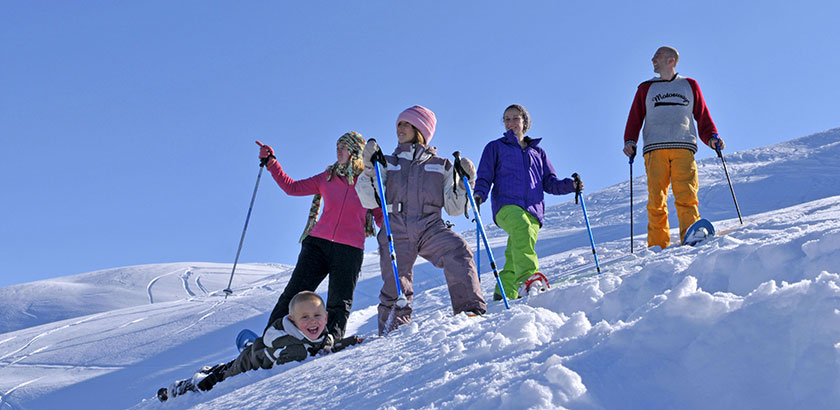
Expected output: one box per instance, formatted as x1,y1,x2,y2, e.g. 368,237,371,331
0,263,289,334
1,128,839,410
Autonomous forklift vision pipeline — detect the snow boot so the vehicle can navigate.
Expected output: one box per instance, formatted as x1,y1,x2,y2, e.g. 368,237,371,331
196,362,230,392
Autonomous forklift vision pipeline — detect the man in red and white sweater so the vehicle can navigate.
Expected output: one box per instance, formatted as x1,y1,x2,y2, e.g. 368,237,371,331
623,46,726,248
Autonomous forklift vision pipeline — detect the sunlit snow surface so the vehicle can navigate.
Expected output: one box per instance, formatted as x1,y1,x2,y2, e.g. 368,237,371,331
2,129,839,409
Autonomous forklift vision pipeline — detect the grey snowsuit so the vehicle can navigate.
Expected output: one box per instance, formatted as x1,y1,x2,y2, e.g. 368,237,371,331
225,316,327,378
194,316,361,392
356,143,486,335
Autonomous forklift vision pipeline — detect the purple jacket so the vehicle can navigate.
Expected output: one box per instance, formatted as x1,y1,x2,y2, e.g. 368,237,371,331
474,130,575,226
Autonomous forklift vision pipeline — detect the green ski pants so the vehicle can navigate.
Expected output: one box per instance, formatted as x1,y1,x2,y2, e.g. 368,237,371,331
494,205,541,299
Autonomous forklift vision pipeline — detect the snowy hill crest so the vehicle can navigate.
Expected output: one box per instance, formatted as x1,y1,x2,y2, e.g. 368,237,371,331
1,128,839,409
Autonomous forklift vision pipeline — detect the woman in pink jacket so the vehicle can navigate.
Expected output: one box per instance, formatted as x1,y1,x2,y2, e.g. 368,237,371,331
257,132,382,345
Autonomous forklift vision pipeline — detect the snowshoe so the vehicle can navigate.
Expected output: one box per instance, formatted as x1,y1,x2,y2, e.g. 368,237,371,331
519,272,550,297
464,309,484,317
236,328,258,352
156,363,232,402
157,372,201,402
683,218,715,246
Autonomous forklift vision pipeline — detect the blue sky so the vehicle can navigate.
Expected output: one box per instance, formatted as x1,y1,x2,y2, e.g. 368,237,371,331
2,1,838,287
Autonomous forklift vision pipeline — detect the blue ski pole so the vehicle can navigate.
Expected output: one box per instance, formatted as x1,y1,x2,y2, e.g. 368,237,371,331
573,173,601,274
223,156,269,299
369,140,409,308
453,152,510,309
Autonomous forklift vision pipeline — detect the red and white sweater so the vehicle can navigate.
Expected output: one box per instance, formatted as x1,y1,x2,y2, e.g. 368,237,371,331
624,74,718,155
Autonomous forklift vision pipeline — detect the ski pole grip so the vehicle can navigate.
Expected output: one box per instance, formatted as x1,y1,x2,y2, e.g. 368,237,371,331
368,138,387,167
629,147,636,165
710,135,723,158
452,151,468,180
572,172,581,204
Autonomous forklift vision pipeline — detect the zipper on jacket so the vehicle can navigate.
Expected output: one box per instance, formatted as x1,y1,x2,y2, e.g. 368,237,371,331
522,146,530,202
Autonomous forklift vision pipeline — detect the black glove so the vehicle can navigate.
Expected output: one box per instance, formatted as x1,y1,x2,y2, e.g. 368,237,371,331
274,343,308,364
474,193,485,206
330,336,364,353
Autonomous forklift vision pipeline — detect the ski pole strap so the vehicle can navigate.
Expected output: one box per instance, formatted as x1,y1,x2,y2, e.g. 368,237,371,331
452,151,469,180
371,148,387,167
259,154,273,167
366,140,388,208
453,151,472,216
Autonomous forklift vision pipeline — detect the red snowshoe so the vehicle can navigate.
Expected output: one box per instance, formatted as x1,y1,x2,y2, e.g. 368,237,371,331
519,272,550,296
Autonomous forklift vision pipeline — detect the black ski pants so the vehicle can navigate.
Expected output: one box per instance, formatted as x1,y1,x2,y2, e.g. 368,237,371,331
264,235,363,340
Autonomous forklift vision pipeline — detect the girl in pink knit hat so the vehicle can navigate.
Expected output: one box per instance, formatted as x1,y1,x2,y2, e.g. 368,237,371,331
355,105,487,335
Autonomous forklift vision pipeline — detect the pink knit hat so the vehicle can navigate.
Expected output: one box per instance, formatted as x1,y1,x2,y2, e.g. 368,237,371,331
397,105,437,144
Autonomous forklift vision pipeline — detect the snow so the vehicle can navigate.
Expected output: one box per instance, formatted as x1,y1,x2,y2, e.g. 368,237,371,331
2,128,840,409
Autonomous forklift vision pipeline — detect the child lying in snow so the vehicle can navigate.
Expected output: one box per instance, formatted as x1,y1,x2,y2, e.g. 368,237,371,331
157,291,362,401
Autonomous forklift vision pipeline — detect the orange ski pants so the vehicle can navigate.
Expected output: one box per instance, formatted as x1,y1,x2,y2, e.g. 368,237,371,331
644,148,700,248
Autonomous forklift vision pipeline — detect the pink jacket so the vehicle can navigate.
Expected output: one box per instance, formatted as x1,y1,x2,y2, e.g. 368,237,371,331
267,161,382,250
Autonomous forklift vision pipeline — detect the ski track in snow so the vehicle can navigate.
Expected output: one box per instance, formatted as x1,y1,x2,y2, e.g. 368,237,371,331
146,268,187,304
180,269,196,298
0,313,107,363
173,300,225,335
194,273,209,295
117,318,146,329
147,265,244,304
0,377,43,409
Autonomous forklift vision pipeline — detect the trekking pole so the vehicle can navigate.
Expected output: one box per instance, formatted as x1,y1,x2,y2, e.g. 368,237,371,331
223,156,269,299
573,173,601,274
715,144,743,225
453,152,510,309
476,209,481,275
369,140,409,308
629,150,636,254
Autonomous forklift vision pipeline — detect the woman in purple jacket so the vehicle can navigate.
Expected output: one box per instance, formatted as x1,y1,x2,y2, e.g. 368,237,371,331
473,104,580,300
